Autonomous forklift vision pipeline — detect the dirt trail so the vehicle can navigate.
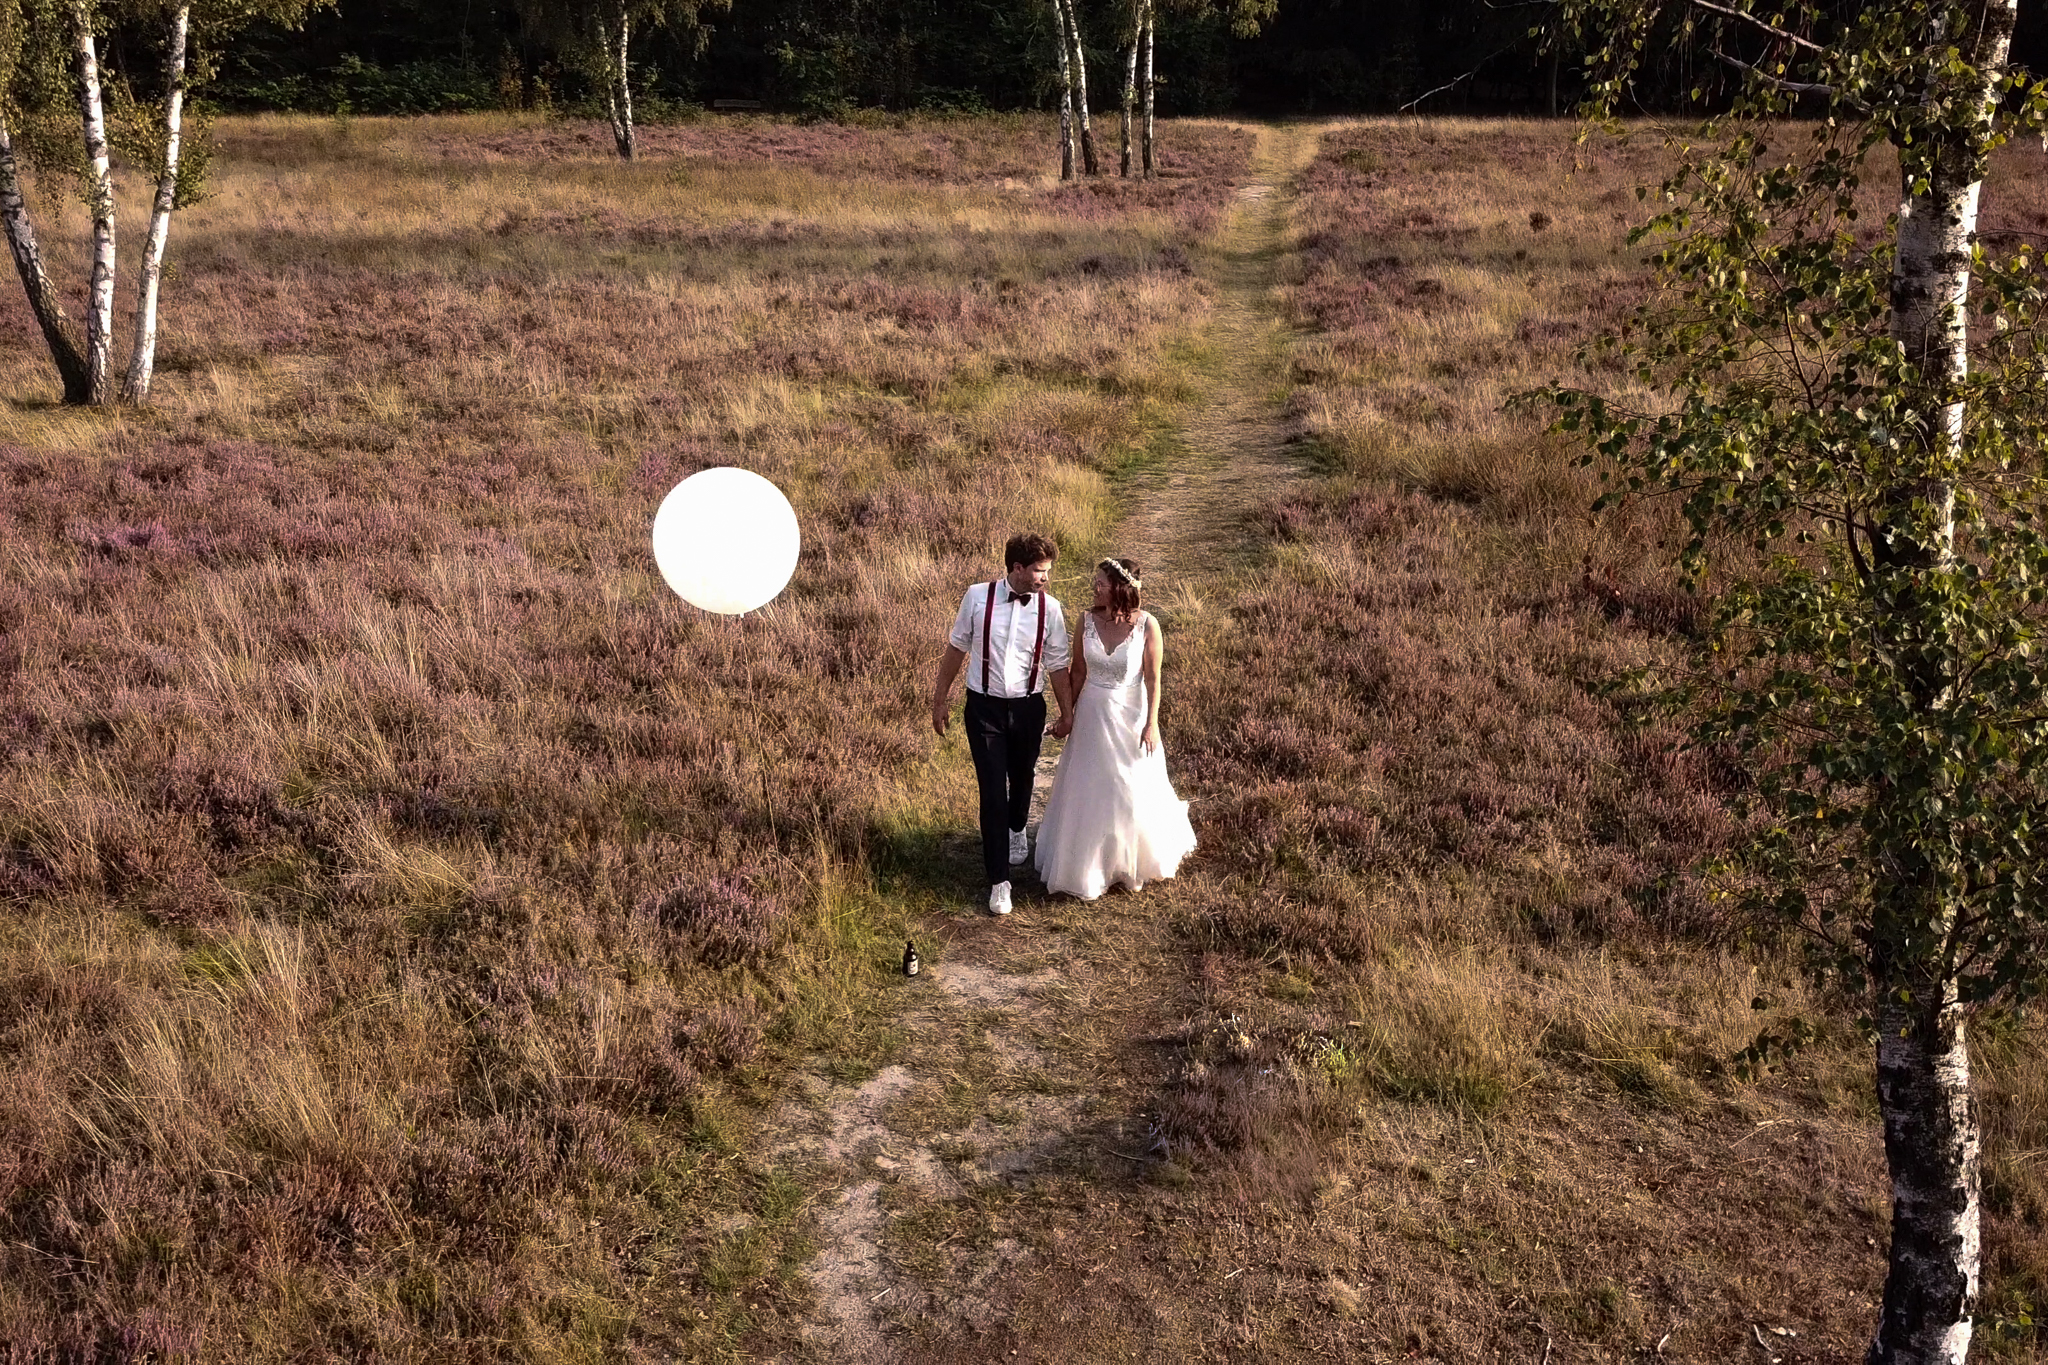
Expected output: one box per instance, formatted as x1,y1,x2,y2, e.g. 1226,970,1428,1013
1110,122,1320,585
775,123,1326,1363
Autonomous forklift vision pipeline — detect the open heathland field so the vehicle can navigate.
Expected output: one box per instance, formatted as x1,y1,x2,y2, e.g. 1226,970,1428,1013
0,110,2044,1363
0,109,1250,1358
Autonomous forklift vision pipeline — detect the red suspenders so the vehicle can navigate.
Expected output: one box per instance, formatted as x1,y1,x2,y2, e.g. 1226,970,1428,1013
981,580,997,693
1030,592,1046,692
979,580,1046,696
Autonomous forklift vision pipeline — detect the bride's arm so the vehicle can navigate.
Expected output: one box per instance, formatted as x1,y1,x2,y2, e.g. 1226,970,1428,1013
1140,614,1164,754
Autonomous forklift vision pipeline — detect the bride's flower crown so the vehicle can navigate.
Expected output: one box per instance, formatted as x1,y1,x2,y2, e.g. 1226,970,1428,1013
1106,559,1143,591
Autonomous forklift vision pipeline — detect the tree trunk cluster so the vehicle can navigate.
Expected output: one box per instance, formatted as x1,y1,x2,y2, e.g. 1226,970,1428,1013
1053,0,1155,181
1121,0,1155,178
0,0,192,405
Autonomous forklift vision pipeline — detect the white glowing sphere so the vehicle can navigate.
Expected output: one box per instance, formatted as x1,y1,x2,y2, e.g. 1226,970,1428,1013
650,467,801,615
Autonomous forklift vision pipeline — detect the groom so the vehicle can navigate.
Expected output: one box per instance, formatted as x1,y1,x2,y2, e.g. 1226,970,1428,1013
930,532,1074,917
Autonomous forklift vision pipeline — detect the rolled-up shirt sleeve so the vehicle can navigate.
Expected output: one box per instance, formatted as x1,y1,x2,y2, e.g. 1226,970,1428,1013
1042,598,1072,676
948,586,979,653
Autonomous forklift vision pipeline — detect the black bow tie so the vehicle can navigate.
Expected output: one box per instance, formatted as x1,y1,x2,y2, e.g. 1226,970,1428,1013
1007,590,1033,605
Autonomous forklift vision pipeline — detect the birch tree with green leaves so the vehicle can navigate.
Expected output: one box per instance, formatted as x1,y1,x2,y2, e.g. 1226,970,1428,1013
1533,2,2042,1360
0,0,329,405
514,0,728,161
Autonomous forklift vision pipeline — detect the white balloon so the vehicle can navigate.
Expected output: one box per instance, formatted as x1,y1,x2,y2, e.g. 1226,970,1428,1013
650,467,801,615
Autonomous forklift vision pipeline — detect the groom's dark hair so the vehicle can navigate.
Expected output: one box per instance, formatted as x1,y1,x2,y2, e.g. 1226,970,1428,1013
1004,532,1058,571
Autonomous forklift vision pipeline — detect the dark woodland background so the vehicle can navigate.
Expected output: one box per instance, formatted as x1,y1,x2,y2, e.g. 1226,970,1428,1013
87,0,2048,123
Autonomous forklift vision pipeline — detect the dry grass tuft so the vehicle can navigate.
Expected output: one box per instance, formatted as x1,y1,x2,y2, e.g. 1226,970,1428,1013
1351,944,1542,1114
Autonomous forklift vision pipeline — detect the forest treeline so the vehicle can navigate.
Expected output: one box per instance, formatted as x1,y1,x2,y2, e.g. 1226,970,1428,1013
77,0,2022,122
178,0,1552,118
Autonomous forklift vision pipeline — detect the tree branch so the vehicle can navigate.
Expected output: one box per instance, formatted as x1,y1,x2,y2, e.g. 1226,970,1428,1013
1688,0,1826,53
1844,511,1874,586
1711,48,1857,107
1399,42,1518,112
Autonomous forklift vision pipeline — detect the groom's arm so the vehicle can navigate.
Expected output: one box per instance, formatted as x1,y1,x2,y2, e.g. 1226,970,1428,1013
1047,667,1075,736
932,588,980,736
931,644,967,736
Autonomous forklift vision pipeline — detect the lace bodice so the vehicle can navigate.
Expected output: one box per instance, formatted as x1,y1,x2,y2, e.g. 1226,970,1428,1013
1081,611,1146,691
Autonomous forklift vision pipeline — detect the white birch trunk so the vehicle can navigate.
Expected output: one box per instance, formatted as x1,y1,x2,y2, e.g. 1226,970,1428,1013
0,116,89,402
1863,5,2017,1363
616,14,635,160
71,0,116,405
1052,0,1076,180
1141,0,1155,179
604,12,635,160
1889,135,1981,553
1058,0,1099,175
1120,9,1138,178
122,1,190,405
1868,980,1980,1365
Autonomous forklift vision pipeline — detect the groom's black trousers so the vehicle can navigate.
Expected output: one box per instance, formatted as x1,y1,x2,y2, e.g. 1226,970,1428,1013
963,689,1046,886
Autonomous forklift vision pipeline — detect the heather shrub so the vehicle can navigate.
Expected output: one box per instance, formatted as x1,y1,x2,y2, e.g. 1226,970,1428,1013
1163,127,1759,1073
1181,877,1382,965
645,867,789,969
1157,1012,1356,1160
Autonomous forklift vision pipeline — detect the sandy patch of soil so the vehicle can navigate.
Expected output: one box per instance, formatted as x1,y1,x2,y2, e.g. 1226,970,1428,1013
771,951,1102,1360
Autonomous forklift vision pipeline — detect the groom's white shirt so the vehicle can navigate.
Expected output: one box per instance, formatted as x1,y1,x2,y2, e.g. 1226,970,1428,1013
949,580,1071,698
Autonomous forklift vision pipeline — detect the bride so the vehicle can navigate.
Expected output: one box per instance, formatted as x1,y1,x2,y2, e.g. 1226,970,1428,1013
1034,557,1198,899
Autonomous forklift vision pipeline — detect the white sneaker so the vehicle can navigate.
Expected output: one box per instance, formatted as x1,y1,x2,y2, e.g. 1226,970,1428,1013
1009,828,1030,865
988,881,1013,916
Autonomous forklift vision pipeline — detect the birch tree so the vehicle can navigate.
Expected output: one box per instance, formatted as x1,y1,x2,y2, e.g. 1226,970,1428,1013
123,0,187,402
1052,0,1098,176
1119,0,1141,177
0,0,88,401
1050,0,1075,178
514,0,727,161
0,0,319,405
0,118,86,401
71,0,114,403
1120,0,1275,179
1534,3,2042,1361
1138,0,1155,176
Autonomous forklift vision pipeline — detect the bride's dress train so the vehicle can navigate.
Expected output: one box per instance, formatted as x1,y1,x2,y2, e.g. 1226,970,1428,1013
1034,611,1197,899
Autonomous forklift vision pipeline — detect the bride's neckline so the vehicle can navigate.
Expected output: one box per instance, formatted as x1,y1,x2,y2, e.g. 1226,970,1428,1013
1090,609,1142,654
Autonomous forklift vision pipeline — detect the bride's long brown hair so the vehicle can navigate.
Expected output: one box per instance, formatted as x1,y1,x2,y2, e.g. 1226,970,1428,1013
1098,557,1142,619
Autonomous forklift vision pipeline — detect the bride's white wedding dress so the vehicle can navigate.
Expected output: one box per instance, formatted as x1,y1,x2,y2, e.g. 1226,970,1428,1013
1034,610,1198,899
